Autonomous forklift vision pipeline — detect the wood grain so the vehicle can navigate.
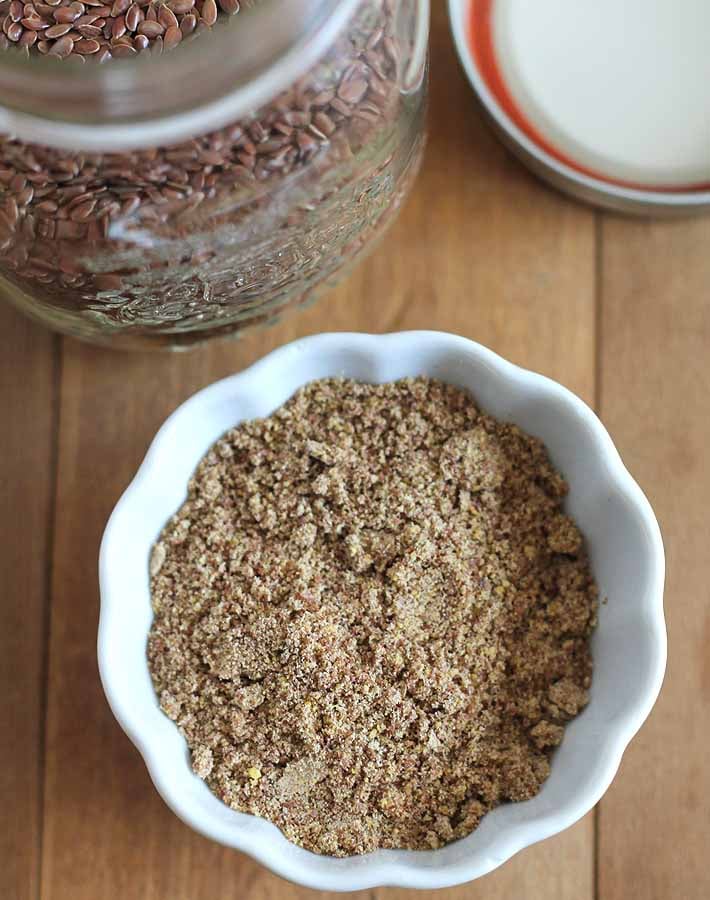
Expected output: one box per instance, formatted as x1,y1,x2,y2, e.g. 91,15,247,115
598,217,710,900
38,6,597,899
0,305,56,900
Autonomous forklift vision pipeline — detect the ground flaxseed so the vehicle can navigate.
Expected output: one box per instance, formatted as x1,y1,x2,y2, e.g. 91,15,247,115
147,377,597,856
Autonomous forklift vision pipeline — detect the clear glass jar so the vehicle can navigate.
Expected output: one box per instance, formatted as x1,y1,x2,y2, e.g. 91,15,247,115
0,0,428,348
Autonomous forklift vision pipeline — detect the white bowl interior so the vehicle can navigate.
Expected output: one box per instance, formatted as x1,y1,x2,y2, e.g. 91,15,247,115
99,332,665,891
447,0,710,211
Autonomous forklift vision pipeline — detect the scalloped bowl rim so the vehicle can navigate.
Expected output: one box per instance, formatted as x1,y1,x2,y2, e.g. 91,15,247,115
98,331,666,891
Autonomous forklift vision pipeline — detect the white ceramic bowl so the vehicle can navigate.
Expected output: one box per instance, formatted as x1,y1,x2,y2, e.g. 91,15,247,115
99,331,666,892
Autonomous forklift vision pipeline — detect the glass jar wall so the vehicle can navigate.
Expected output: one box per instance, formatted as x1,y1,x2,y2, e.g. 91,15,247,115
0,0,428,348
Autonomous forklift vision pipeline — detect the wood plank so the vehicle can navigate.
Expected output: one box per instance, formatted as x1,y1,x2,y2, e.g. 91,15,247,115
0,305,56,900
598,216,710,900
41,5,596,898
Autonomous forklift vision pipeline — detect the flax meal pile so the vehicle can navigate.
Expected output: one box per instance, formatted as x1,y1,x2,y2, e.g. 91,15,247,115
148,377,597,856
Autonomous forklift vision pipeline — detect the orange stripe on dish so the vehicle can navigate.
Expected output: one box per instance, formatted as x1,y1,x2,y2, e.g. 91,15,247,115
468,0,710,193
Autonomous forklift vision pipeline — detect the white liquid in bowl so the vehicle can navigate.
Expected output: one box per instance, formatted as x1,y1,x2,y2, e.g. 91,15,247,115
493,0,710,186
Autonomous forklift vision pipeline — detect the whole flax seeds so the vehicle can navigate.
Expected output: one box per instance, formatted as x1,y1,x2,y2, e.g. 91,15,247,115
147,377,597,856
0,0,239,62
0,1,410,341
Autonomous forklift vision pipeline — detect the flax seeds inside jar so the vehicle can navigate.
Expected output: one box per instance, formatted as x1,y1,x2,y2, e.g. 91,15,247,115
0,0,428,348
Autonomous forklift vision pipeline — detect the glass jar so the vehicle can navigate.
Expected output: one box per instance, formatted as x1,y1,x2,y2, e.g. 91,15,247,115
0,0,428,348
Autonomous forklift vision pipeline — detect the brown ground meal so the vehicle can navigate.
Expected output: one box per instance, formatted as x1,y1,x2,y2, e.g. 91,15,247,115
148,377,597,856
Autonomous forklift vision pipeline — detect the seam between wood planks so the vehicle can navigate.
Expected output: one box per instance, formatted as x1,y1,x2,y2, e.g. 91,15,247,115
37,334,62,900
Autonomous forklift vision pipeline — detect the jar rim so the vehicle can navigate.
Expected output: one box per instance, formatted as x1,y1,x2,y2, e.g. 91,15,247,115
0,0,361,150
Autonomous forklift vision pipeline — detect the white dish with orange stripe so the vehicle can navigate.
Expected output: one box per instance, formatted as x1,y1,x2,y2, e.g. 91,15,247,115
449,0,710,214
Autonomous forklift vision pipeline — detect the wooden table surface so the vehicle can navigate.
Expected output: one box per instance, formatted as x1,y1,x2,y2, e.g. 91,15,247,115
3,6,708,899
